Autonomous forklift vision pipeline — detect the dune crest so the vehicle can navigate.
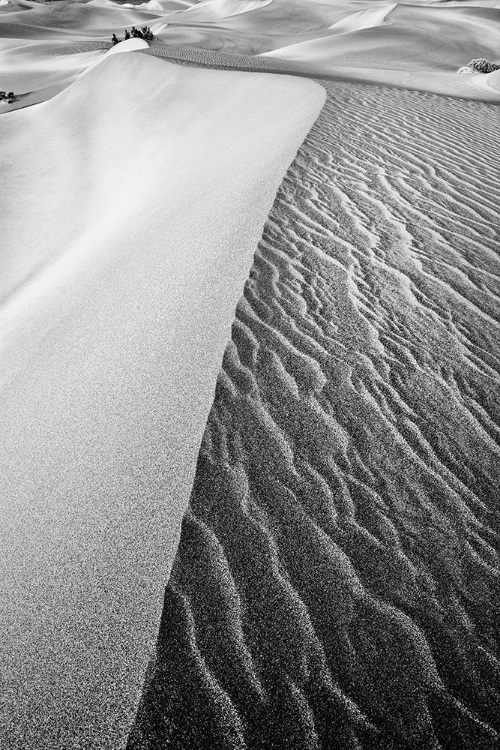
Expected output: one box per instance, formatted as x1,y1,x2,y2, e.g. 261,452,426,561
0,51,324,750
327,4,397,33
182,0,274,22
1,0,500,747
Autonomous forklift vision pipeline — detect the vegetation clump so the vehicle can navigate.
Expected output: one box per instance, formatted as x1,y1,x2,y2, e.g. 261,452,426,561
0,89,15,104
458,57,500,74
111,27,155,45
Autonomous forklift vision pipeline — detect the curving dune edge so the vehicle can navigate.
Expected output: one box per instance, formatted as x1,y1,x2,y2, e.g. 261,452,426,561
1,0,500,748
129,80,500,750
0,50,324,750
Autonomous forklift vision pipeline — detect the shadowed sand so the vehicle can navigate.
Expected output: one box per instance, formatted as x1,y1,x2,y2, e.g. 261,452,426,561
129,81,500,749
1,0,500,747
0,50,324,749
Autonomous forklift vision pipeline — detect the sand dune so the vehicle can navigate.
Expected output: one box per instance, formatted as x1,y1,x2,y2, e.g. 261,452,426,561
487,68,500,91
180,0,273,22
261,3,500,98
0,50,324,749
2,0,500,747
129,79,500,750
2,0,500,100
0,40,105,104
328,4,397,33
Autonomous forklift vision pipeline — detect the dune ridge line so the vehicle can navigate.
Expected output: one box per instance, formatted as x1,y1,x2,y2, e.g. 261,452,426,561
129,78,500,750
0,51,325,750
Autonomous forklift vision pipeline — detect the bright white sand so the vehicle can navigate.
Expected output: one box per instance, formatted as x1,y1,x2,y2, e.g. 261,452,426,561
260,3,500,99
1,0,500,747
0,40,104,105
0,50,324,748
1,0,500,101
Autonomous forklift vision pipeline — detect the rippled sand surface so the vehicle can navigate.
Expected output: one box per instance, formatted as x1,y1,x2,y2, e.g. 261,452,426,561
2,0,500,745
129,82,500,749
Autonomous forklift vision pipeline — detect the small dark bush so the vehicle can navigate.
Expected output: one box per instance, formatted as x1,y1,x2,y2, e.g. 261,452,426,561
458,57,500,74
110,26,155,46
0,89,16,104
142,26,155,41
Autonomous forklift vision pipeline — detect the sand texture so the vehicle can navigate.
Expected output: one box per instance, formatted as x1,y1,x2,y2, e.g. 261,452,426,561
1,0,500,747
0,50,324,749
128,82,500,749
2,0,500,103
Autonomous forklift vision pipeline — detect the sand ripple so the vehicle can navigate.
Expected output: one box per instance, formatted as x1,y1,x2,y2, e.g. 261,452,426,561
129,83,500,749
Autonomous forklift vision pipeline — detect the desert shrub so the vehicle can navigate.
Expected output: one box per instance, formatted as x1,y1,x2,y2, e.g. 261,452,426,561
458,57,500,74
111,26,155,45
141,26,155,41
131,26,155,41
0,90,15,104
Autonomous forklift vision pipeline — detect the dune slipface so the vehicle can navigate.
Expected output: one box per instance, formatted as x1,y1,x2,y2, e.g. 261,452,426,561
129,82,500,749
0,52,324,749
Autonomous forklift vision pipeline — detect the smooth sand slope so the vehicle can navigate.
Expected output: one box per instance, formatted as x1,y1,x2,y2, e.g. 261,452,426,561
1,0,500,748
129,82,500,749
0,50,324,749
261,3,500,99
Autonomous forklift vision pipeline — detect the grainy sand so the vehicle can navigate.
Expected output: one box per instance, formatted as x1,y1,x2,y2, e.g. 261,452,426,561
1,0,500,748
129,81,500,749
0,49,323,749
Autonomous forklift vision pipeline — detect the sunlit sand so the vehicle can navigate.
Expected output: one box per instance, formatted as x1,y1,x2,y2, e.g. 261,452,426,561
1,0,499,748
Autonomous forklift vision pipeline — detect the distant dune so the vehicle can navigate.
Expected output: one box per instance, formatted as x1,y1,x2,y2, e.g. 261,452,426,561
1,0,500,748
2,0,500,100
